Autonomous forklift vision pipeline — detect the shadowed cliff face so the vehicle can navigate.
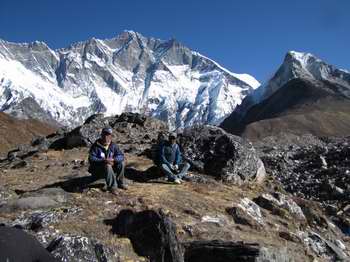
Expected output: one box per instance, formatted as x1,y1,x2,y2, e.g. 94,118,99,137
221,78,350,141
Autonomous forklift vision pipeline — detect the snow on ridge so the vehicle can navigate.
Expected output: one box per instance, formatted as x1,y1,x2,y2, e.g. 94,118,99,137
231,73,261,89
0,31,261,128
192,51,260,89
0,57,91,124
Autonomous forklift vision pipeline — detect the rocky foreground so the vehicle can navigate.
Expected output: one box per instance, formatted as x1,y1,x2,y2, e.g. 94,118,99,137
0,113,349,262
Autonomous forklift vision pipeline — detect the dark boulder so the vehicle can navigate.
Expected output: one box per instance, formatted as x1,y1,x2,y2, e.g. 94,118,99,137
107,209,183,262
178,125,265,183
0,226,57,262
49,113,168,154
183,240,260,262
183,240,294,262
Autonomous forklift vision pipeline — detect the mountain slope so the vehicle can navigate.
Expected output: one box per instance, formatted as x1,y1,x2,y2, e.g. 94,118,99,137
0,31,259,129
0,112,56,155
221,52,350,140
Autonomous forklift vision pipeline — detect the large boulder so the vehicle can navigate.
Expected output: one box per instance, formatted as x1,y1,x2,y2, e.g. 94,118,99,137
0,226,58,262
178,125,266,183
49,113,169,154
109,209,184,262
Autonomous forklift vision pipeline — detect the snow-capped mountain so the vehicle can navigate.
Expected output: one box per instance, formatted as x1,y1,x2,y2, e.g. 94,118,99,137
0,31,260,129
221,51,350,138
227,51,350,119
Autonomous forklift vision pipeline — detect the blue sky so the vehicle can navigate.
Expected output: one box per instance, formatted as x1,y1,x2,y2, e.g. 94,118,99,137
0,0,349,82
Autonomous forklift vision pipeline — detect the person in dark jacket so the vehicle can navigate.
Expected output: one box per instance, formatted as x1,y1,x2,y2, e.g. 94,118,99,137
159,133,190,184
88,127,127,194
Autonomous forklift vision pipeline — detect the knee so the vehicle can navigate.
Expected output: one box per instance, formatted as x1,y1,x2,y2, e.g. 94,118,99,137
113,161,124,171
160,164,168,170
106,164,114,171
118,161,125,168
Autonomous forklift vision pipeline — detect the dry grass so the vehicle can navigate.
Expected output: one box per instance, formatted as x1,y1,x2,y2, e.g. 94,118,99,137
0,148,312,261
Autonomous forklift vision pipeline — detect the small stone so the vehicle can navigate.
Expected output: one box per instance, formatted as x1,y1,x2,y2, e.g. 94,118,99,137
335,240,346,250
279,231,301,243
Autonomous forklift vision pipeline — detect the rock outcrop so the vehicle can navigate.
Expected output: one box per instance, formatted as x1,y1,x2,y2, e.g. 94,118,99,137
109,209,184,262
50,112,169,154
178,125,266,183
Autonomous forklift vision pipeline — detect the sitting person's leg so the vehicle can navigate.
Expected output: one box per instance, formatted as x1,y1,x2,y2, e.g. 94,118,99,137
177,162,191,179
105,164,118,190
160,163,178,181
113,162,127,189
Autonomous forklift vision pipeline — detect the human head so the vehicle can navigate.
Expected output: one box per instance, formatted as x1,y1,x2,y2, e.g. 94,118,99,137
169,133,177,144
101,127,113,144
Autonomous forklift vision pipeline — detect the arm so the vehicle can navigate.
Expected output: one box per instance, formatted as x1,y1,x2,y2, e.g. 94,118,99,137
112,144,124,163
175,144,182,165
160,145,171,168
89,145,105,163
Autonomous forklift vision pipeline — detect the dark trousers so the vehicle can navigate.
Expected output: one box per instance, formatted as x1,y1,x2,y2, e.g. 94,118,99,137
91,162,125,189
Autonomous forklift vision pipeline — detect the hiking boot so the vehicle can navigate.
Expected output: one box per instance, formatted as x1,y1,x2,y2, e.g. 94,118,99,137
102,185,108,192
110,187,119,195
118,184,128,190
174,178,181,184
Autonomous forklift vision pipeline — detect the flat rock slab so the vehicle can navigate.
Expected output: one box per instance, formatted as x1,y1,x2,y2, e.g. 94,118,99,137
184,240,260,262
184,240,294,262
0,196,61,212
0,188,69,212
22,187,70,203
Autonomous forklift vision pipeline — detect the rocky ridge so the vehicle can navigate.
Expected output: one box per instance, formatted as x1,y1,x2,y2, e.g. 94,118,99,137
0,31,259,129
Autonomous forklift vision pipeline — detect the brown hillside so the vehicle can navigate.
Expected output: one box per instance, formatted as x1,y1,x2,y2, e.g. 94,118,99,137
222,79,350,141
0,112,56,156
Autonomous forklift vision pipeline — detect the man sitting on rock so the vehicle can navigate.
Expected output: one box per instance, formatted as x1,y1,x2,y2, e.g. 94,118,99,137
88,127,127,194
160,133,190,184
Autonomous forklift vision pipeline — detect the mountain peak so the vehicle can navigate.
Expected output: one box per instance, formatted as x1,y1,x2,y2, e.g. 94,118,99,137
287,50,314,61
284,51,324,71
123,29,138,35
0,31,258,129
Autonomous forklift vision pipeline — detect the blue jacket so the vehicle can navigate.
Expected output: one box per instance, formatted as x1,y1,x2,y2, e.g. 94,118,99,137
160,142,181,166
88,140,124,170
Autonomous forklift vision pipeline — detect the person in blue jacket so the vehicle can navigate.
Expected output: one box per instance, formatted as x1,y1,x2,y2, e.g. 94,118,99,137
88,127,127,194
159,133,190,184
